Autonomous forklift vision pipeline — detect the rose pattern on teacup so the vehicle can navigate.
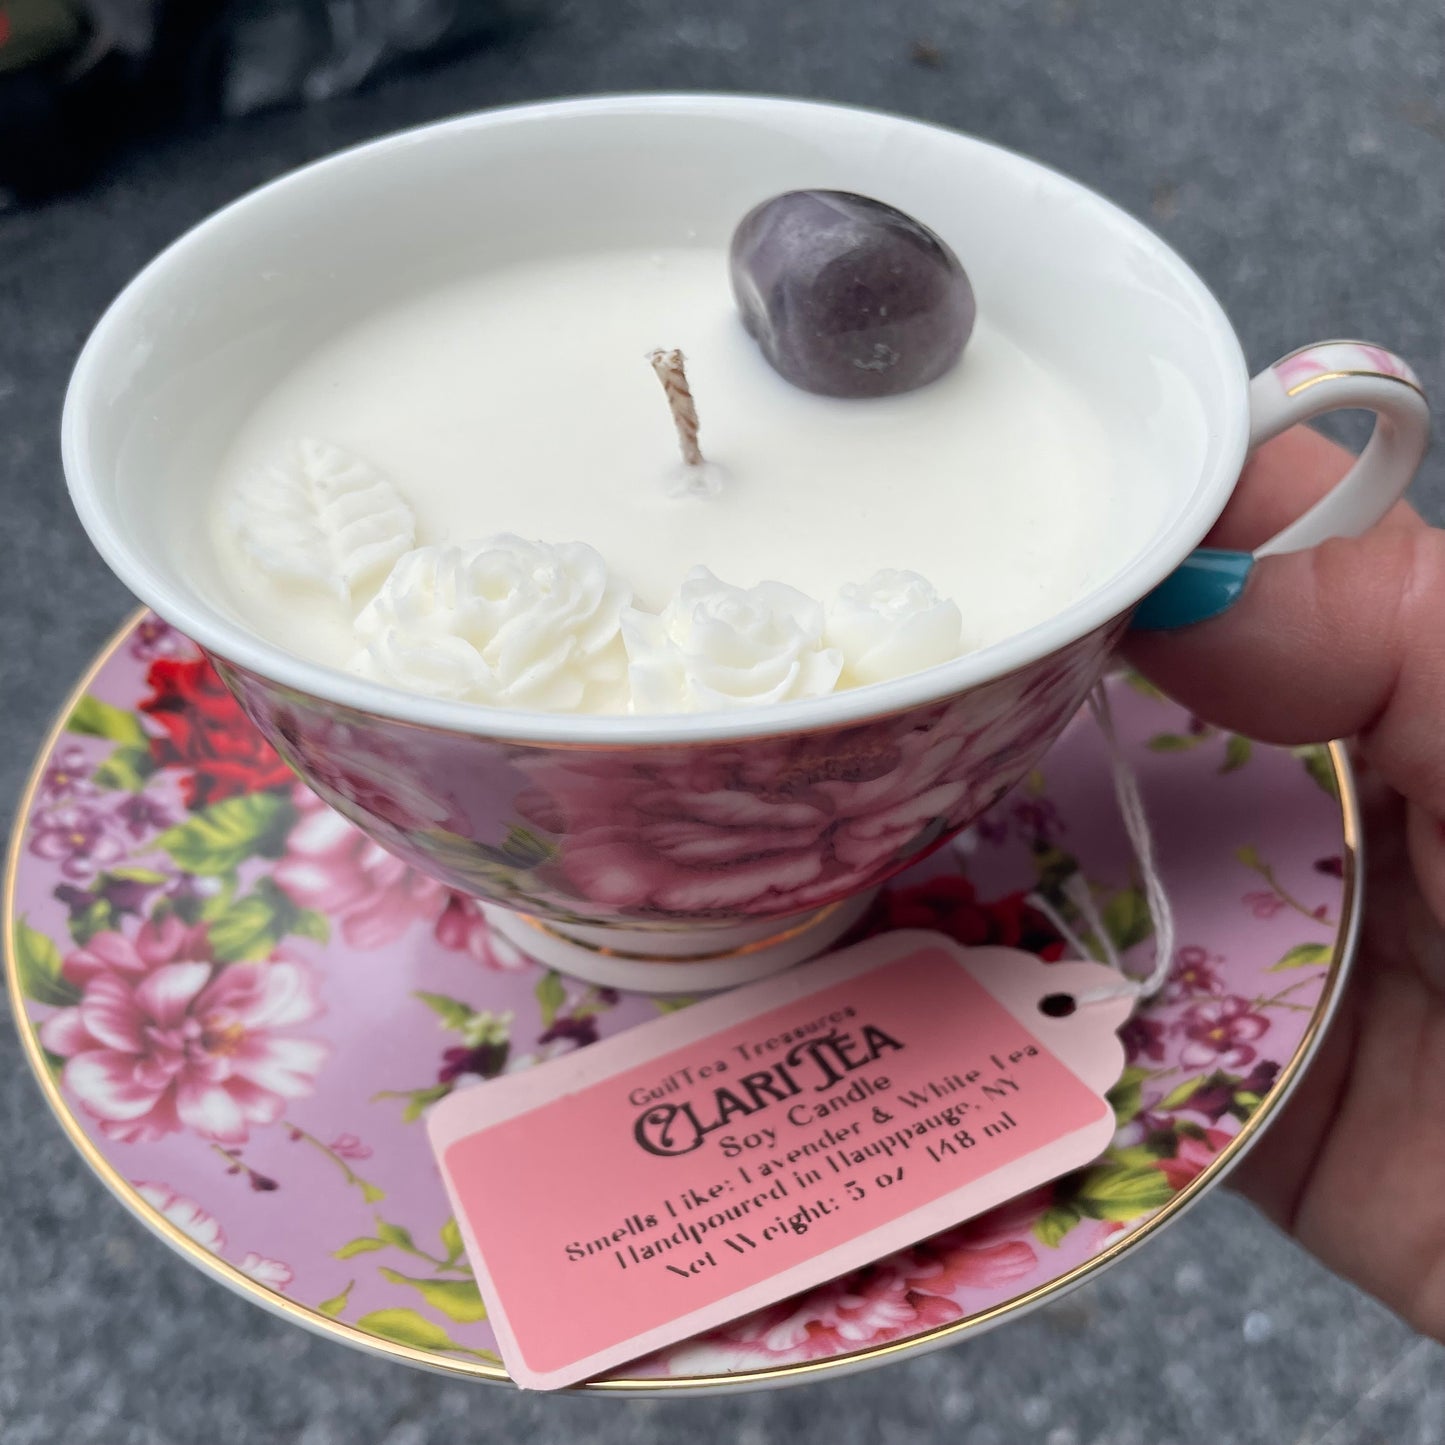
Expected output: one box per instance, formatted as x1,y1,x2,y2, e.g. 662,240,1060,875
215,620,1118,927
10,620,1349,1380
513,628,1112,919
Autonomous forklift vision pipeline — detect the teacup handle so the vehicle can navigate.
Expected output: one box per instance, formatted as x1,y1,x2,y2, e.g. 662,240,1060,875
1132,340,1430,630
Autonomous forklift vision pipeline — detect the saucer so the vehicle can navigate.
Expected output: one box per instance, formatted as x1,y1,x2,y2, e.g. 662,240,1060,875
5,613,1357,1394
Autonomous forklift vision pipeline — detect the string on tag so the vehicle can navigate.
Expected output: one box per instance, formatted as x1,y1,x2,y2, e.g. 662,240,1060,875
1026,683,1176,1009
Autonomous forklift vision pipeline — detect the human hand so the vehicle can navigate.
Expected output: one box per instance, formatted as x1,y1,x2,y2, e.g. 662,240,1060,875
1125,425,1445,1342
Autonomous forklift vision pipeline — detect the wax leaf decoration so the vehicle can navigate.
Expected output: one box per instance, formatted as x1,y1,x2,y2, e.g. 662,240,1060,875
231,438,415,601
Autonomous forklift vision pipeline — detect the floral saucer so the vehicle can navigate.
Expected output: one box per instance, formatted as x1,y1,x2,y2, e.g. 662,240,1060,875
5,614,1356,1394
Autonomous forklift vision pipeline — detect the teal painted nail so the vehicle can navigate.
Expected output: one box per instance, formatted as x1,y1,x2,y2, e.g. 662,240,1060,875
1131,548,1255,631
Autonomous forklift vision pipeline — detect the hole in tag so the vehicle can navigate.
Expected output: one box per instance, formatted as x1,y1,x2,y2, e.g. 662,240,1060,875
1039,993,1077,1018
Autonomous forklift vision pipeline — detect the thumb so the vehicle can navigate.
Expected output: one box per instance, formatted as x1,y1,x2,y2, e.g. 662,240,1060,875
1124,525,1445,820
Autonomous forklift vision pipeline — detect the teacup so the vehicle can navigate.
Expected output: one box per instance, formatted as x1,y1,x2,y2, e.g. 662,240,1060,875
62,95,1429,991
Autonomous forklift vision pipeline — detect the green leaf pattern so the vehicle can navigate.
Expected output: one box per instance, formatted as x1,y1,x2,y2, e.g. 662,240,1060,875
1221,735,1252,773
333,1237,387,1260
317,1282,353,1318
66,695,149,747
93,745,156,792
378,1269,487,1323
208,878,312,962
354,1308,497,1361
156,794,296,875
1271,942,1332,971
534,971,566,1028
1106,1066,1148,1128
13,917,79,1008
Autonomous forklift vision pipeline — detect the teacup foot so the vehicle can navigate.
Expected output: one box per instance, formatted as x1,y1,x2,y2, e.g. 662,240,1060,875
483,893,879,994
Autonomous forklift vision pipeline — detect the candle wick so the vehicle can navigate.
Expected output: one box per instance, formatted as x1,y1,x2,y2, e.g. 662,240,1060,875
648,348,705,469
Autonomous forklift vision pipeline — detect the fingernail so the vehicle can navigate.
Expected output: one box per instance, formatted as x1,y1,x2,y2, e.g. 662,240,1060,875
1131,549,1255,632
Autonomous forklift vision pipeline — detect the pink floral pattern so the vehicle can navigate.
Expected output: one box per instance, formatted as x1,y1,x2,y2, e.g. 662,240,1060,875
239,1253,295,1289
130,616,188,662
1274,341,1421,392
133,1182,297,1289
10,619,1350,1386
326,1132,372,1161
29,801,127,881
219,621,1117,927
40,918,328,1145
134,1182,226,1251
433,894,529,971
668,1194,1042,1373
39,743,100,804
1176,995,1271,1070
1162,944,1225,1004
1157,1127,1235,1193
224,678,469,839
1243,889,1287,919
274,787,446,950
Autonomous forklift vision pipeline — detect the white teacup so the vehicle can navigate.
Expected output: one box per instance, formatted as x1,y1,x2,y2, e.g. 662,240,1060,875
62,95,1429,991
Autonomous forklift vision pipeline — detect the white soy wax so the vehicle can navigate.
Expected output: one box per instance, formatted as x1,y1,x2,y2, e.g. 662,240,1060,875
211,246,1159,681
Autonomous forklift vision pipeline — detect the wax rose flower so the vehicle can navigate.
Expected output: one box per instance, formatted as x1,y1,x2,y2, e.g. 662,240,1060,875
623,567,842,713
350,535,630,712
826,569,964,687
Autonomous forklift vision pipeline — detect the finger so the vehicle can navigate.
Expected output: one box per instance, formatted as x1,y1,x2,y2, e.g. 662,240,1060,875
1202,427,1422,553
1406,804,1445,982
1124,525,1445,820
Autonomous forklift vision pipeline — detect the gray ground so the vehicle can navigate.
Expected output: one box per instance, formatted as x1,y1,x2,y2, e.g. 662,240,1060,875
1,0,1443,1440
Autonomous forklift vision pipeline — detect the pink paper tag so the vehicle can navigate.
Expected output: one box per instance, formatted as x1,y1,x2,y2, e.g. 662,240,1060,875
427,930,1131,1389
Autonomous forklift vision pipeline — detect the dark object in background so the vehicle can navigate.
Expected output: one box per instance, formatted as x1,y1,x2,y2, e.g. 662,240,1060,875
0,0,514,205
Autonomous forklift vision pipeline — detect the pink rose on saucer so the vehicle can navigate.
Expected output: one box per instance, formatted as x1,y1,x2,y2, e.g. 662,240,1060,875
40,916,327,1145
